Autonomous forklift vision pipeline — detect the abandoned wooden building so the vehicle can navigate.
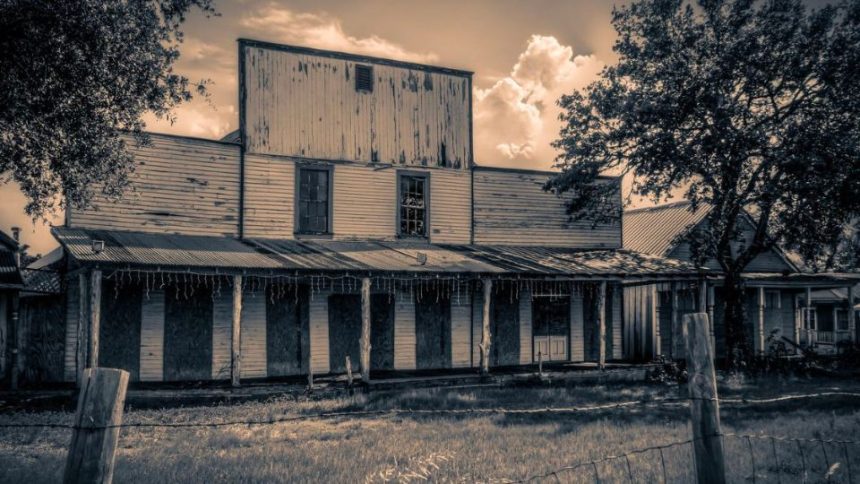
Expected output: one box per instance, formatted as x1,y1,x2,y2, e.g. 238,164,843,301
40,40,711,387
622,202,860,360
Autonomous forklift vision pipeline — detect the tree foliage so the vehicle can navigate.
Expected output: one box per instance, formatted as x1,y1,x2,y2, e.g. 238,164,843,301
548,0,860,360
0,0,216,218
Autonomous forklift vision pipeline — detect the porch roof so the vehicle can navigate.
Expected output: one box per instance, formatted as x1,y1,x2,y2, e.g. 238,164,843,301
53,227,706,279
53,227,283,270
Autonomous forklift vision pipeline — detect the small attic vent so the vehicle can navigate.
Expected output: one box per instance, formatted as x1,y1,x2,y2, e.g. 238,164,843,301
355,64,373,92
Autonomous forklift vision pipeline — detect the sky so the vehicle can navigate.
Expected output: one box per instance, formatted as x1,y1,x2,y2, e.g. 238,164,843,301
1,0,832,255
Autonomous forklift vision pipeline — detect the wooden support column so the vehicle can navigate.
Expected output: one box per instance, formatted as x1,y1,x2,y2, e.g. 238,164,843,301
480,279,492,375
598,281,607,370
670,282,679,359
806,286,813,345
76,273,88,387
9,293,20,390
847,284,856,343
88,270,102,369
360,277,371,383
651,286,661,357
707,286,716,349
757,287,765,353
231,275,242,387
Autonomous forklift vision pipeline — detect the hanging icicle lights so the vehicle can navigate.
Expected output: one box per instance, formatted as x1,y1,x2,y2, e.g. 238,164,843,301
100,267,698,304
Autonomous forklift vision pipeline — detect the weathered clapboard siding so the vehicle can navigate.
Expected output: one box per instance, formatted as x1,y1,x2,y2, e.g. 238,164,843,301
63,277,81,382
211,290,233,380
309,289,330,374
139,291,165,382
242,42,472,168
68,133,241,236
519,287,533,364
612,285,623,360
471,286,482,367
240,292,267,379
571,291,585,361
667,216,794,273
243,153,295,238
450,283,472,368
473,168,622,248
394,292,417,370
243,156,472,243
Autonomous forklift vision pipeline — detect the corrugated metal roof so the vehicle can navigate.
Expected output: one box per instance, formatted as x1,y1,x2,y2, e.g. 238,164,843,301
446,245,704,278
248,238,503,273
53,227,282,270
623,201,711,255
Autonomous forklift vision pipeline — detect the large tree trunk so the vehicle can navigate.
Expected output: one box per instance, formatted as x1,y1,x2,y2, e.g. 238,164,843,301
722,271,752,367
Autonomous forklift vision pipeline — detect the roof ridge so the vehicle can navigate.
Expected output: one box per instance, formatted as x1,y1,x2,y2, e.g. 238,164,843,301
625,200,696,215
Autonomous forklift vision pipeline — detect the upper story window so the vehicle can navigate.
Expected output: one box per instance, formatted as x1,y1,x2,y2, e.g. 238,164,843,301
398,172,428,238
297,167,331,235
355,64,373,92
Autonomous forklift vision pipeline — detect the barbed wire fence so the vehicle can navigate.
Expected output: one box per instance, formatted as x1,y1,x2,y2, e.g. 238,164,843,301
1,314,859,482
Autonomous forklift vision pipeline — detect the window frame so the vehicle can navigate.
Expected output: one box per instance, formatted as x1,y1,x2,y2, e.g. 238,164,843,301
396,170,430,239
294,164,334,236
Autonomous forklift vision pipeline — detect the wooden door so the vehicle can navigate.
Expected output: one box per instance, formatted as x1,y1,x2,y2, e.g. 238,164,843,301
415,287,451,369
163,285,213,381
532,296,570,362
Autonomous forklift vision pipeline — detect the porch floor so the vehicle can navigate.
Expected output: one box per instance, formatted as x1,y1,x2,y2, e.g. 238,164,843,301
0,362,658,411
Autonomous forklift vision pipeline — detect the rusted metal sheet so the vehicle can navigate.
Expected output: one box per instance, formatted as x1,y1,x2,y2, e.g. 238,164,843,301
248,238,502,273
241,41,472,169
53,227,281,270
446,245,704,278
472,167,622,249
68,133,242,237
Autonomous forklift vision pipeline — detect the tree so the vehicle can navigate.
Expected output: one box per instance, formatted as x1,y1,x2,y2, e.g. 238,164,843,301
0,0,217,218
547,0,860,363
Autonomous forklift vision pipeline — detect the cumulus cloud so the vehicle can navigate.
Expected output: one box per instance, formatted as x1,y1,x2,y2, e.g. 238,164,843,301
142,103,236,139
240,4,438,64
474,35,603,169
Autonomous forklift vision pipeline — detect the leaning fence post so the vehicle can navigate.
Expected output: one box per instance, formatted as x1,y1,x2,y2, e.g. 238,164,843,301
64,368,129,484
683,313,726,484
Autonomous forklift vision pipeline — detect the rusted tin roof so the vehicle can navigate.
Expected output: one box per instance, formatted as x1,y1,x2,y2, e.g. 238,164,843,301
248,238,503,273
445,245,704,278
53,227,282,270
623,201,710,256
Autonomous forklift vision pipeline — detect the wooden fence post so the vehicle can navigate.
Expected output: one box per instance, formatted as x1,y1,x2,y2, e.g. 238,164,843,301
64,368,129,484
683,313,726,484
480,279,492,376
360,277,371,383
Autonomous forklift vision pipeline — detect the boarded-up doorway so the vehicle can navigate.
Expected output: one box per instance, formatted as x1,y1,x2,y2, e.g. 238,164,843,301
163,285,213,381
99,280,142,381
328,294,395,373
532,296,570,362
415,287,451,369
491,283,520,366
266,285,310,377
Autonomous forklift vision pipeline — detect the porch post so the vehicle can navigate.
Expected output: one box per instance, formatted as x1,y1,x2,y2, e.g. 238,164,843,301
76,273,88,387
360,277,371,383
670,282,679,359
88,269,102,369
651,285,660,357
847,284,856,342
707,285,715,350
757,287,765,354
9,293,20,390
598,281,607,370
480,278,492,375
805,286,813,344
231,275,242,387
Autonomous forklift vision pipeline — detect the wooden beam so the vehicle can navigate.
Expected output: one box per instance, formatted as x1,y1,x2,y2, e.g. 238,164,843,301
231,275,242,387
670,282,679,359
683,313,727,484
360,277,371,383
806,286,813,345
848,284,856,343
757,287,765,353
707,286,716,352
480,279,492,375
598,281,607,370
76,273,88,387
88,270,102,369
651,285,660,358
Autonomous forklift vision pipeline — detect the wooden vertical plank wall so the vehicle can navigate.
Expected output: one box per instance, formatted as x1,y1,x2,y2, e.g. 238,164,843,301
393,291,417,370
309,289,331,374
240,292,266,379
211,290,233,380
450,283,472,368
518,286,532,364
570,291,585,361
139,290,165,382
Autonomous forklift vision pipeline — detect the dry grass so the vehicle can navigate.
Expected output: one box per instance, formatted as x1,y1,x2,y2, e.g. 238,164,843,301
1,376,859,483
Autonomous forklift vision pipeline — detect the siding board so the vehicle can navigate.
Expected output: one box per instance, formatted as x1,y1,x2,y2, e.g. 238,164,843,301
140,290,165,382
212,290,232,380
571,291,585,361
240,292,267,379
450,283,471,368
519,287,532,364
309,289,331,374
394,291,417,370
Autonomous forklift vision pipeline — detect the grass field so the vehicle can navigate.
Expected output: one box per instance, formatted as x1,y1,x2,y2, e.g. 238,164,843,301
1,375,859,483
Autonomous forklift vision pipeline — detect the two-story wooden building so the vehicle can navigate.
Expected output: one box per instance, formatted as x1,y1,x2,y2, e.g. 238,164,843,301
50,40,704,387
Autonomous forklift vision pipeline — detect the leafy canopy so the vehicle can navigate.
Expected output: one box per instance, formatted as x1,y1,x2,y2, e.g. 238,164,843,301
0,0,216,218
548,0,860,272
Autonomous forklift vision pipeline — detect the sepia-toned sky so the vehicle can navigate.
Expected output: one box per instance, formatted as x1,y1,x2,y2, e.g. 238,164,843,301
0,0,834,255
